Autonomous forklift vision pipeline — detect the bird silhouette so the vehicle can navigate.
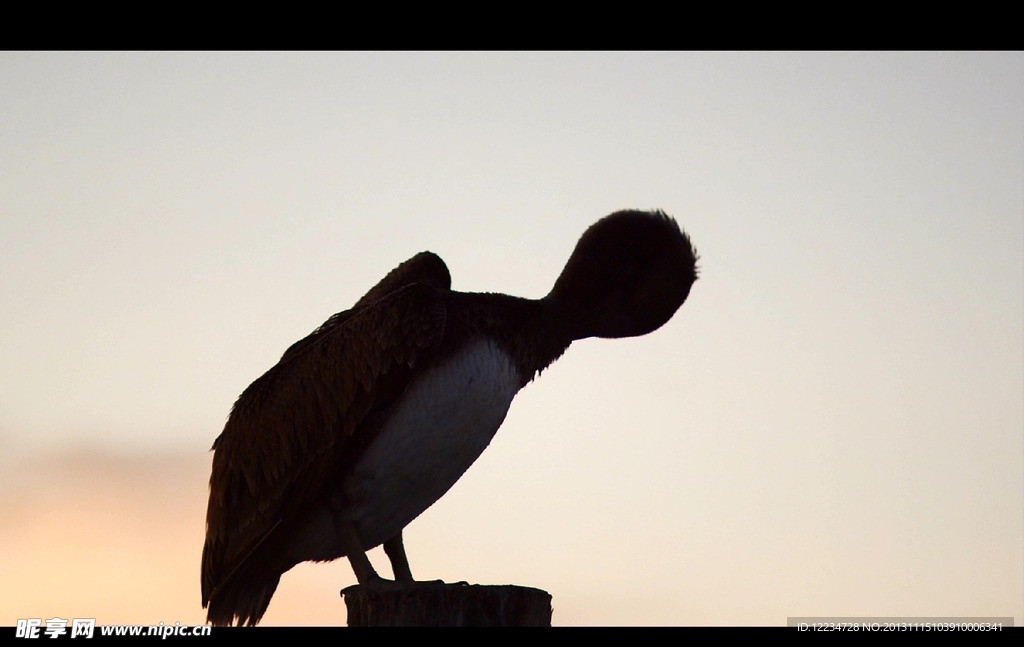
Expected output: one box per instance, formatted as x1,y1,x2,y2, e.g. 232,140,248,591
202,209,698,625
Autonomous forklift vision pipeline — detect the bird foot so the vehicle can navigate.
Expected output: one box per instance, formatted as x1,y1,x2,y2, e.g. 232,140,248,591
341,578,455,595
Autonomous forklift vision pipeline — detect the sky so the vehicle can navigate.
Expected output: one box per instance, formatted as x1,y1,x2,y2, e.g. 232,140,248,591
1,51,1021,626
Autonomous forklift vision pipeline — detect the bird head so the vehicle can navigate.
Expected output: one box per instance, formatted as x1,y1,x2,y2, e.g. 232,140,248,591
547,210,698,340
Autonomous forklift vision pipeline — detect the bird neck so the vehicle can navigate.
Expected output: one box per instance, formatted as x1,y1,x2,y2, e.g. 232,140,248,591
448,292,574,388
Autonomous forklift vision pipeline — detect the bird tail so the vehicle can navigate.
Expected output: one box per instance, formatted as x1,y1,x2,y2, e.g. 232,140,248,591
204,574,281,626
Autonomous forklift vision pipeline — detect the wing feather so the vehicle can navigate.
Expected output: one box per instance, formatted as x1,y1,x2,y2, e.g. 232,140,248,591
202,253,450,623
278,251,450,363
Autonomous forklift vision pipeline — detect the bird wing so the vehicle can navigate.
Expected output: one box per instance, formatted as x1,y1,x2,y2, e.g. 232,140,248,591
278,251,451,363
202,253,450,611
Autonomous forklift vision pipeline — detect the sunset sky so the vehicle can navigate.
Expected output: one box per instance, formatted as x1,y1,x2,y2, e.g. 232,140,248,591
1,51,1021,626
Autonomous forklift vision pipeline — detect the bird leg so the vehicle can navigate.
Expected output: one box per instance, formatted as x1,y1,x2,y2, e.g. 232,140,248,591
334,517,383,584
383,532,414,582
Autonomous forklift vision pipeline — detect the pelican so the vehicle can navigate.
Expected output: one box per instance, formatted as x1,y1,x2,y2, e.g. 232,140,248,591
202,209,698,625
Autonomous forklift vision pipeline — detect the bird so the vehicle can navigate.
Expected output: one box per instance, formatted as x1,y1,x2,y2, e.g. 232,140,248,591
201,209,699,626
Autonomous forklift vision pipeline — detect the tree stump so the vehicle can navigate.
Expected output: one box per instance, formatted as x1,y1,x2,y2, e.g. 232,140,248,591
342,582,552,626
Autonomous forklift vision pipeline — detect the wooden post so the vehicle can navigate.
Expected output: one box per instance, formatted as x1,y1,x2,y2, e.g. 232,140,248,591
342,582,552,626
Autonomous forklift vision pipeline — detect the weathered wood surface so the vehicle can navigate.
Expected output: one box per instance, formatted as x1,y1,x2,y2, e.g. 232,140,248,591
342,582,552,627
